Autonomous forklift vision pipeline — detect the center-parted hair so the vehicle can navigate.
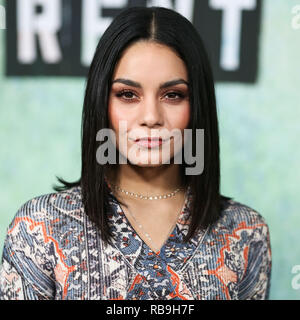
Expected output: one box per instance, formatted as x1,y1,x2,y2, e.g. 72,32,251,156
53,6,232,245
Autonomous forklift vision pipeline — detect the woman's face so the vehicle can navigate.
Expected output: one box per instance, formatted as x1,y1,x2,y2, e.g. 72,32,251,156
108,41,190,166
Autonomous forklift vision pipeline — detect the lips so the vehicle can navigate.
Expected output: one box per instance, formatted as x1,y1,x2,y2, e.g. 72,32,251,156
134,137,164,148
135,137,163,142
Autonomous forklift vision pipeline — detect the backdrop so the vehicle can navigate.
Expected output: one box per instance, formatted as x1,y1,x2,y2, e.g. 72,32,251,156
0,0,299,300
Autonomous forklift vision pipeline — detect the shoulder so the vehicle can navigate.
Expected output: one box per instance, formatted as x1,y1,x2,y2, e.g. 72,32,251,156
8,186,84,232
1,186,85,299
210,198,270,244
219,198,268,227
0,186,84,299
4,185,85,263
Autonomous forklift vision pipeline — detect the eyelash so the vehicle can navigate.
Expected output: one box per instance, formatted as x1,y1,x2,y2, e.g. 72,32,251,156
115,89,186,102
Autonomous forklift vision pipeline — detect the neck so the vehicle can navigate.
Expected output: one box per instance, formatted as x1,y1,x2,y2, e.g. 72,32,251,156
106,163,185,194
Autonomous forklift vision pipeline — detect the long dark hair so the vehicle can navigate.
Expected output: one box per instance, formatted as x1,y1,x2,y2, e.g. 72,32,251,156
53,6,232,245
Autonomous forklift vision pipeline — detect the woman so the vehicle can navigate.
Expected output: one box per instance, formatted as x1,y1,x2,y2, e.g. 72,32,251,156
0,6,271,300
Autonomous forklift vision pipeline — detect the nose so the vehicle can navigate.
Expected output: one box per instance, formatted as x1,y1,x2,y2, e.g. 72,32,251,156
138,95,164,128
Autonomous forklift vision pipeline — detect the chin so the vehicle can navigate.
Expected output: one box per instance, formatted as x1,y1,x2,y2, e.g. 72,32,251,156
128,162,165,168
126,154,174,167
117,144,179,166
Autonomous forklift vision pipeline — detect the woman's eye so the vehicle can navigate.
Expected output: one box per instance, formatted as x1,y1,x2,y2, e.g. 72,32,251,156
115,90,186,102
115,90,137,100
165,92,185,100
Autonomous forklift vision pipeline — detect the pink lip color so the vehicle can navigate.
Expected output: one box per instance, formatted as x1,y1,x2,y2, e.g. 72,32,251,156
135,138,163,148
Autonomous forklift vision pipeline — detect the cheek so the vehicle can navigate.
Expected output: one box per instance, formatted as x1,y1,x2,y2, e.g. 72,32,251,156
108,101,133,132
181,105,191,128
108,104,118,131
169,104,190,130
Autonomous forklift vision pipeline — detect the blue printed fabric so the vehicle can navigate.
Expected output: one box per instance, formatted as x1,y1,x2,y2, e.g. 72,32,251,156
0,184,271,300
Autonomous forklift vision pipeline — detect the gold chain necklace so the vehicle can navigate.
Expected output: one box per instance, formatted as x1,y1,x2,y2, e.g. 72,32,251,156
110,183,182,200
106,178,186,251
120,190,187,253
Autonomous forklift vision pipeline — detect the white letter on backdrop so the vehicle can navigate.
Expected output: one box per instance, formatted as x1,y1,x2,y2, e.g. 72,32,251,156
17,0,62,64
209,0,256,71
81,0,127,67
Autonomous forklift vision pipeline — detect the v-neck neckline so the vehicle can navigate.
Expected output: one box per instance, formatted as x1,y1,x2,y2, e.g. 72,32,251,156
105,179,190,255
104,180,208,299
105,179,206,264
119,190,187,255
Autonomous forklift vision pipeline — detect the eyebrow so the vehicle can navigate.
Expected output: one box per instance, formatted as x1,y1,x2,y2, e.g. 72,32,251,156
111,78,189,89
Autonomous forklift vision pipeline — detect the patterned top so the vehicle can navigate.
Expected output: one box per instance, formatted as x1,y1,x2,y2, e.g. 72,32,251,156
0,184,271,300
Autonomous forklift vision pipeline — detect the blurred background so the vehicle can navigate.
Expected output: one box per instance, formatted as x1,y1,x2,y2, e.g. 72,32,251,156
0,0,299,299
